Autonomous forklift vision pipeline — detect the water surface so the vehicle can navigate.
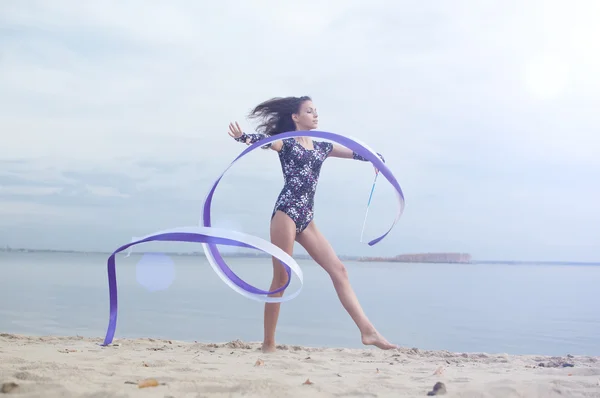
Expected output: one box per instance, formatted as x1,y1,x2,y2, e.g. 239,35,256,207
0,252,598,356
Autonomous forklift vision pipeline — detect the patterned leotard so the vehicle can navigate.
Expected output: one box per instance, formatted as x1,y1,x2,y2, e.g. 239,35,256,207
271,138,333,233
235,132,379,234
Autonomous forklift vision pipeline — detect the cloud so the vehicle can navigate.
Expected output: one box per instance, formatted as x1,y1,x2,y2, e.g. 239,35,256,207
0,1,599,261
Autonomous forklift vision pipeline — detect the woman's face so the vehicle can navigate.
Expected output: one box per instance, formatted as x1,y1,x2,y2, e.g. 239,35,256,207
293,100,318,130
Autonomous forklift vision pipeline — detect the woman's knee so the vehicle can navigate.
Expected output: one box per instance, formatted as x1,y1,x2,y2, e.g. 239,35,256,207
267,271,289,298
270,260,290,290
328,260,349,281
274,269,290,286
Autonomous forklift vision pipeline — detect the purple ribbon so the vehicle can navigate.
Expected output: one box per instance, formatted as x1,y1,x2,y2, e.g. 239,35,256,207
102,130,405,346
102,231,297,346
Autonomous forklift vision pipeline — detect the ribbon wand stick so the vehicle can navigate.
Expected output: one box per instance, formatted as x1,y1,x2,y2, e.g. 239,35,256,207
360,170,379,243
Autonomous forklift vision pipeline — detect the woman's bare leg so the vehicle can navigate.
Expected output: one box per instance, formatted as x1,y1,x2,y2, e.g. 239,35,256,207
295,221,397,350
262,210,297,353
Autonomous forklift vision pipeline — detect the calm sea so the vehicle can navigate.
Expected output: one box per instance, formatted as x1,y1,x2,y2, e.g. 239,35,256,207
0,251,598,356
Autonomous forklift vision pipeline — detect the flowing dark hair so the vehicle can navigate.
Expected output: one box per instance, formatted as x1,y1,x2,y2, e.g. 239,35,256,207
248,96,311,136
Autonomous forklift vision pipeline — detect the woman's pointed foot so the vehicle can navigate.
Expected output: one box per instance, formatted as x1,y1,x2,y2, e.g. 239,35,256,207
361,331,398,350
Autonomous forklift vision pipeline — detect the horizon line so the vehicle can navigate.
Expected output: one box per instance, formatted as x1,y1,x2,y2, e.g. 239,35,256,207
1,247,598,265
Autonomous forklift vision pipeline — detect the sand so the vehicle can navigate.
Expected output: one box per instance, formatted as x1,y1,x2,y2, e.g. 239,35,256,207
1,333,599,397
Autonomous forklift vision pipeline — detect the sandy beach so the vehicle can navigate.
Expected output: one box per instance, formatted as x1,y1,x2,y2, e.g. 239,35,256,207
1,333,599,397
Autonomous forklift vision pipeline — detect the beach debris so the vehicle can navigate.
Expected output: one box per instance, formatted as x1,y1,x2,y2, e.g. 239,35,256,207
147,346,168,351
57,348,77,353
376,368,380,373
407,347,421,355
538,360,574,368
254,359,264,367
433,366,445,376
138,379,161,388
226,339,252,349
303,378,313,385
427,382,446,396
1,382,19,394
336,373,342,377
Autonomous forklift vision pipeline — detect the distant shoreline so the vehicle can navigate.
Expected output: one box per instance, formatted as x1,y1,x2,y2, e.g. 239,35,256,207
1,247,598,266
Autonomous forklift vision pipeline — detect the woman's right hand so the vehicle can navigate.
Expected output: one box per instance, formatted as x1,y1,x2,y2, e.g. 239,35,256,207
228,121,245,141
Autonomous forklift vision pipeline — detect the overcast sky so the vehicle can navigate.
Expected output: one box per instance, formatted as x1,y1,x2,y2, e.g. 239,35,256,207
0,1,598,261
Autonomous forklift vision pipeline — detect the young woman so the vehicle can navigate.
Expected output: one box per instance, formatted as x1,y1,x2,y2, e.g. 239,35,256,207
228,96,397,352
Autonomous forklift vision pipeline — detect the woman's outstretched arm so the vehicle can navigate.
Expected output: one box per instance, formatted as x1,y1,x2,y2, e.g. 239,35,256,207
228,122,283,152
328,143,385,163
